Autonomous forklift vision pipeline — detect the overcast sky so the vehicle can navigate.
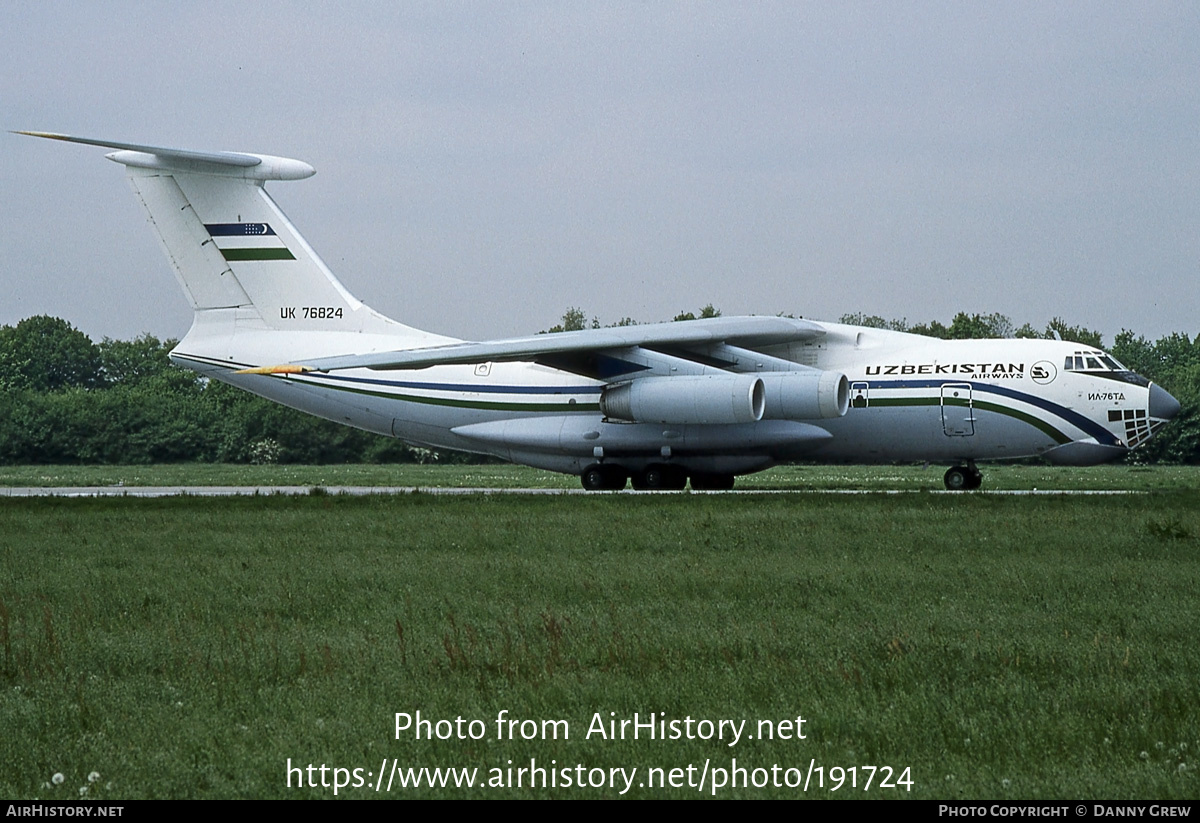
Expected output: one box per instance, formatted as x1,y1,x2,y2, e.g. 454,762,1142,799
4,2,1198,345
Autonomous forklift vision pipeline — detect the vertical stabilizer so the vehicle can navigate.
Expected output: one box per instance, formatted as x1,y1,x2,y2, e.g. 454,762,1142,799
125,168,381,332
18,132,435,341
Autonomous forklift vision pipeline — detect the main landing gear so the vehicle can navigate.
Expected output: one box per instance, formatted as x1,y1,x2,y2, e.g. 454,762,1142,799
580,464,628,491
943,462,983,491
630,464,687,491
580,464,735,492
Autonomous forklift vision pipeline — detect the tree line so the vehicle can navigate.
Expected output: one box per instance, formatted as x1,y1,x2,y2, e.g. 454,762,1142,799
0,316,421,465
1,311,1196,465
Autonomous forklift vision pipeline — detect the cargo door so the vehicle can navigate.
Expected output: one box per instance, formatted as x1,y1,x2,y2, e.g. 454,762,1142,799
941,383,975,436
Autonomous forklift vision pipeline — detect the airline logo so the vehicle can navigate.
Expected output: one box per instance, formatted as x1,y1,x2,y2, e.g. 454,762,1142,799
1031,360,1057,384
204,223,295,261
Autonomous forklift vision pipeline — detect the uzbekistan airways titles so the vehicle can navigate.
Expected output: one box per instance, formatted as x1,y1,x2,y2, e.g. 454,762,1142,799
865,363,1026,380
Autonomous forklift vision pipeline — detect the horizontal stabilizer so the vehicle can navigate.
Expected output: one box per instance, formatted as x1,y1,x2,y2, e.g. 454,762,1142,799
15,131,314,180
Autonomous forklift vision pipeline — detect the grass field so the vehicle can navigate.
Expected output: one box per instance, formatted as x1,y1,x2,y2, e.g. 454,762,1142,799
1,474,1198,799
2,462,1198,491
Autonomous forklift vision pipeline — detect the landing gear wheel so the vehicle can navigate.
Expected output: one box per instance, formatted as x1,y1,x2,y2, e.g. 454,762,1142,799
632,464,687,491
944,465,983,491
943,466,970,491
581,465,606,491
690,473,735,491
580,464,627,491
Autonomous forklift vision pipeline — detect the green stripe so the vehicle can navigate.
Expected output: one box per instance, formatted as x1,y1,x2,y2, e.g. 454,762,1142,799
869,396,1072,444
974,399,1072,444
870,397,934,408
221,248,296,261
319,379,1067,437
181,354,600,413
305,377,600,413
192,352,1076,436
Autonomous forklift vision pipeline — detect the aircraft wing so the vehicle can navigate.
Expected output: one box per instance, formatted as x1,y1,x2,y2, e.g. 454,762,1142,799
254,316,826,374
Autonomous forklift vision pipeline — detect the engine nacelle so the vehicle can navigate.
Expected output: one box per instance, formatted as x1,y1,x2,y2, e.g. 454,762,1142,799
600,374,765,425
759,370,849,419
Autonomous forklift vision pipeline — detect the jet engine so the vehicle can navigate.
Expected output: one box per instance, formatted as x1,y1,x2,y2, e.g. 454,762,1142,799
759,370,849,419
599,374,765,425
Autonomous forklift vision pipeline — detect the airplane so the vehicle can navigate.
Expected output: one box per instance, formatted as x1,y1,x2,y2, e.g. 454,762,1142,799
19,131,1181,491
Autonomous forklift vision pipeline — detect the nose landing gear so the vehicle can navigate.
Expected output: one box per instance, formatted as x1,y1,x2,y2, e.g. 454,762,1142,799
943,463,983,491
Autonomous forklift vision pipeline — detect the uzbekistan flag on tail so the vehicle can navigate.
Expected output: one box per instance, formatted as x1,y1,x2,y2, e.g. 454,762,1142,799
204,223,295,261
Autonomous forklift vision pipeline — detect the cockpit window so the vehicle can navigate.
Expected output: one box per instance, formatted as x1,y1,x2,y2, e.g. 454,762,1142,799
1065,351,1126,373
1063,351,1140,381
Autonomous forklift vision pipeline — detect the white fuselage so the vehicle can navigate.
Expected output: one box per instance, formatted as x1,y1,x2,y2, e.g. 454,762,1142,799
172,320,1159,476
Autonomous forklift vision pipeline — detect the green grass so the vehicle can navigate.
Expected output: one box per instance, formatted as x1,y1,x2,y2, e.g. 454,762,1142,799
1,462,1198,491
0,462,568,489
1,492,1198,798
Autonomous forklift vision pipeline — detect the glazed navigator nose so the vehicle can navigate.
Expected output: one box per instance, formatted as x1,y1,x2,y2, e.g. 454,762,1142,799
1149,383,1181,421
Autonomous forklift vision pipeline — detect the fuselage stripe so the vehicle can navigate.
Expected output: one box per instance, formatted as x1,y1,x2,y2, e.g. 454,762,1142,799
864,378,1118,445
868,396,1071,443
319,371,604,395
174,353,1113,443
173,354,600,412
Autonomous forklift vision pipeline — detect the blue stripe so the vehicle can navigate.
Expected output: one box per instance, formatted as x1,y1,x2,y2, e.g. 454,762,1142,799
869,379,1120,445
175,354,600,396
204,223,276,236
178,352,1117,445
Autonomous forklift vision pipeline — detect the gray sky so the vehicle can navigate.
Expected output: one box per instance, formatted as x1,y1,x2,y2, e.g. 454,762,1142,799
4,2,1198,345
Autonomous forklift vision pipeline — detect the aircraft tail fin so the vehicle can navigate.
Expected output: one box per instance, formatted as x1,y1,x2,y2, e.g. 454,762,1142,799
18,132,417,338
